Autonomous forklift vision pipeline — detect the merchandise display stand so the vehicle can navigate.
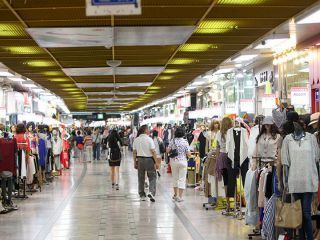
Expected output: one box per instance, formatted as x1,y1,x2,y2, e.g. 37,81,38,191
247,156,275,239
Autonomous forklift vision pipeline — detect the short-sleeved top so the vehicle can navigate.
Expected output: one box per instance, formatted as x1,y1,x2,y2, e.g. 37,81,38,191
281,133,319,193
75,135,84,145
168,137,190,162
84,136,93,146
216,131,227,153
256,133,282,161
133,134,155,157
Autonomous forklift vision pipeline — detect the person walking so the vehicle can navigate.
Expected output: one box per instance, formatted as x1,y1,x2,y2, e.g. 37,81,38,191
84,130,93,163
152,130,165,177
107,129,123,190
167,127,191,202
75,130,84,162
92,128,102,160
133,125,157,202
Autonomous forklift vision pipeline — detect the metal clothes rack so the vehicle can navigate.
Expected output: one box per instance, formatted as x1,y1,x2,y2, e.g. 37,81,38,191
248,156,275,239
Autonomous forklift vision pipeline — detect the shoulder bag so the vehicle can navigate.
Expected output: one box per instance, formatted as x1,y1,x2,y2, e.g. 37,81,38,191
275,192,302,229
168,138,178,158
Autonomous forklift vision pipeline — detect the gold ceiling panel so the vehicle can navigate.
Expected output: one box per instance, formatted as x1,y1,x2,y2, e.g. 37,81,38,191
0,0,316,111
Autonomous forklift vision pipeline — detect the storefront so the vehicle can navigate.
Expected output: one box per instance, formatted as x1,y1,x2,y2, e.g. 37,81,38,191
309,45,320,113
274,48,312,114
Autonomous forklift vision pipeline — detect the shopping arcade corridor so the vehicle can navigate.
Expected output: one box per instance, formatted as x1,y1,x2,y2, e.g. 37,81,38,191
0,151,250,240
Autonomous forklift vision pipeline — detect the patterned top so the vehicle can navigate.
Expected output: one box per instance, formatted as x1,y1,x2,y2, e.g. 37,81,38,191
168,138,190,162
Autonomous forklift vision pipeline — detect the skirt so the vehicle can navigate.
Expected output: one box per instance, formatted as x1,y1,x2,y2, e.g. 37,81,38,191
109,148,121,167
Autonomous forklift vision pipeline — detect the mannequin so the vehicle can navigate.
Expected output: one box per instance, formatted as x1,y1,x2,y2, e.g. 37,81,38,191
60,126,70,169
282,122,319,240
25,122,37,185
37,125,47,183
225,119,249,213
52,129,63,176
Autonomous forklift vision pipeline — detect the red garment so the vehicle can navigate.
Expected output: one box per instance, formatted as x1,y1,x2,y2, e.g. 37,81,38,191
15,133,29,151
0,138,17,174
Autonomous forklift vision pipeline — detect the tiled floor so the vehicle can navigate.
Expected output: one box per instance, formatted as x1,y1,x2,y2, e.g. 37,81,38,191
0,151,251,240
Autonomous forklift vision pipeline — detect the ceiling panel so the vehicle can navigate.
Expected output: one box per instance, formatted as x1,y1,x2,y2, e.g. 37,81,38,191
0,0,316,111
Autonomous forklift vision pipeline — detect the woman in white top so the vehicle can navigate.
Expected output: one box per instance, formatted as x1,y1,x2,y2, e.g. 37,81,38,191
152,130,164,177
167,127,191,202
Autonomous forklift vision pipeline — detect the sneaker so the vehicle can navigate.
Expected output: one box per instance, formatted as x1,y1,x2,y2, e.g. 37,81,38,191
172,195,177,201
140,196,147,201
176,197,184,202
147,193,155,202
112,183,115,189
115,184,119,190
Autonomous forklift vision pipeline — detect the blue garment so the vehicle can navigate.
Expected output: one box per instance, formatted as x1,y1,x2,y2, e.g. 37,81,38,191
293,192,313,240
38,138,47,170
262,194,276,240
75,136,84,145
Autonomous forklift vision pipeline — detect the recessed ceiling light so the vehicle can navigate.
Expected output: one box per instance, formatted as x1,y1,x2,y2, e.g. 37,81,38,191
233,54,257,62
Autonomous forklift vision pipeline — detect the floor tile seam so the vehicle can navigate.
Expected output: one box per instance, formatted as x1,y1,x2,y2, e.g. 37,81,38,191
157,182,206,240
32,163,88,240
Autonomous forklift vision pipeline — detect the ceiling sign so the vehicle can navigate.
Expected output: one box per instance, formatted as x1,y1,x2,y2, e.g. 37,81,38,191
86,0,141,16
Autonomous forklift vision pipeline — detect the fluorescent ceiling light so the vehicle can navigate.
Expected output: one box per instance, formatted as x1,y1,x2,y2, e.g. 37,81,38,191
177,91,187,94
8,76,26,82
77,82,152,88
254,39,290,49
214,68,234,74
63,67,164,76
0,69,14,77
23,84,37,88
233,54,257,62
88,98,136,101
297,9,320,24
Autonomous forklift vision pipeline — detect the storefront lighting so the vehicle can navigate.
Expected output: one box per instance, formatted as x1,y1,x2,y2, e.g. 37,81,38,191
185,86,196,90
297,9,320,24
169,58,196,65
235,64,242,68
191,81,206,86
299,68,309,73
233,54,257,62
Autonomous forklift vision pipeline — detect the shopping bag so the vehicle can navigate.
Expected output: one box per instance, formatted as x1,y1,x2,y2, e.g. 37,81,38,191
275,195,302,229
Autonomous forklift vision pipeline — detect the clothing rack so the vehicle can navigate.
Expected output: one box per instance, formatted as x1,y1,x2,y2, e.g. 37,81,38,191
248,156,275,240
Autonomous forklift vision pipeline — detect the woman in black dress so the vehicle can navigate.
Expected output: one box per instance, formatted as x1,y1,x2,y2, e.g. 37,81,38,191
107,129,123,190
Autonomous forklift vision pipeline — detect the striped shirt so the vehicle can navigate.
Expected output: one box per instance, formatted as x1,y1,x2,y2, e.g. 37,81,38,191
84,136,93,146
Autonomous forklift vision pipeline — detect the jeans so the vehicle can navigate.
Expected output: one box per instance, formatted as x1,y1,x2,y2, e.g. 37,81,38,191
137,157,156,197
293,192,313,240
1,176,13,202
93,143,101,160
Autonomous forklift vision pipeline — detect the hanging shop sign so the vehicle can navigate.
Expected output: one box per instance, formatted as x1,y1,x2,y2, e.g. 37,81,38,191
240,99,255,113
254,64,274,87
262,94,277,109
291,87,309,106
86,0,141,16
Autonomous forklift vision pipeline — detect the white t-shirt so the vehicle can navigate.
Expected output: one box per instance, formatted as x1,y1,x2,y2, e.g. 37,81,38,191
133,134,155,157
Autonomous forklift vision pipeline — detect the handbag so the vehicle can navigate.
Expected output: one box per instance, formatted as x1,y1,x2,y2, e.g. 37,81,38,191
168,139,178,158
275,193,302,229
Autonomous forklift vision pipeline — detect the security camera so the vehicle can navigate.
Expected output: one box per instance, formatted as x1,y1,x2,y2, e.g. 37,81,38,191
261,40,266,45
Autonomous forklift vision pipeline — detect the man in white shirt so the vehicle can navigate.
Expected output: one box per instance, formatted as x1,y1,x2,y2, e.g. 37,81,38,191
133,125,157,202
